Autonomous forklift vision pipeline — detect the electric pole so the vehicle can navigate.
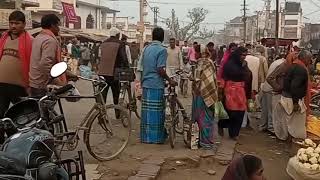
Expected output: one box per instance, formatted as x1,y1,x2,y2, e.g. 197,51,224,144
171,9,176,38
15,0,22,10
139,0,145,52
242,0,248,43
275,0,280,55
264,0,271,37
153,7,159,28
255,11,260,42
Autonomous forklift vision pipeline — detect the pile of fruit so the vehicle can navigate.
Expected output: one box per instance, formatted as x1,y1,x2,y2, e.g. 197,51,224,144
296,139,320,170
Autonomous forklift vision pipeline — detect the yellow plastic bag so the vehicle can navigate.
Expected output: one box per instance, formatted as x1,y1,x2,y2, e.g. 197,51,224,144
307,117,320,138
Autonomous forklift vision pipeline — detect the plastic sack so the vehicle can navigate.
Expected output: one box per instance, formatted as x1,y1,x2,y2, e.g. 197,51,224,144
214,101,229,120
287,156,320,180
79,65,93,79
66,58,78,74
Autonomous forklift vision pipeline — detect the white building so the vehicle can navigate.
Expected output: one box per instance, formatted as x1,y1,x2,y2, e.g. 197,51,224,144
0,0,39,9
26,0,64,23
26,0,118,30
104,16,153,43
280,1,304,39
76,0,118,30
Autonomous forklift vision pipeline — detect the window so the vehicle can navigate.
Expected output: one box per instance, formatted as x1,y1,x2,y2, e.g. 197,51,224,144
106,22,112,29
86,14,94,29
285,20,298,25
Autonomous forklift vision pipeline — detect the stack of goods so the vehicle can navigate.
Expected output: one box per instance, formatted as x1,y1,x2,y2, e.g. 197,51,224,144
287,139,320,179
307,115,320,140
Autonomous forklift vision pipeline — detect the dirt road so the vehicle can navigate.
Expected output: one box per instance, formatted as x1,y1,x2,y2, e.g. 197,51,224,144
59,80,292,179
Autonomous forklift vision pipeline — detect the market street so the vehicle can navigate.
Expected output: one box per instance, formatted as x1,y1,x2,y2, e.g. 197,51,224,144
59,80,291,180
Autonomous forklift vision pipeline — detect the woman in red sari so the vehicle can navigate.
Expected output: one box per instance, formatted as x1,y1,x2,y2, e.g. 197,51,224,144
218,47,252,140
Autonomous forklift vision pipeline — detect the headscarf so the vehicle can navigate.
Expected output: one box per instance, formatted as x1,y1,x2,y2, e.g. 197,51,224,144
217,43,237,80
222,155,263,180
223,47,248,82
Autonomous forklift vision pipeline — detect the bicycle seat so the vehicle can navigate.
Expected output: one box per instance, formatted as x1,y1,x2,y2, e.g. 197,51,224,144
0,151,26,175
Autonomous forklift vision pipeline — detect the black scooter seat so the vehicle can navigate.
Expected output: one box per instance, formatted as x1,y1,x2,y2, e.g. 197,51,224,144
0,151,25,175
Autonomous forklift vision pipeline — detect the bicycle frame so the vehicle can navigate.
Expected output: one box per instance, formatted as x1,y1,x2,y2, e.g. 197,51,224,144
53,76,111,146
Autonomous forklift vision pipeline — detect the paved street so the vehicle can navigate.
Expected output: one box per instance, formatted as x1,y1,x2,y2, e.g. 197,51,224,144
59,80,291,180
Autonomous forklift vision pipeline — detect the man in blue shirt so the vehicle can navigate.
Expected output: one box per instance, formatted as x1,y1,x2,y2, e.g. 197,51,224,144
140,27,177,144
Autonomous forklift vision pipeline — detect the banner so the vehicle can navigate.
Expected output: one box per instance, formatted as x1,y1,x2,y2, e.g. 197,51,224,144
62,2,78,23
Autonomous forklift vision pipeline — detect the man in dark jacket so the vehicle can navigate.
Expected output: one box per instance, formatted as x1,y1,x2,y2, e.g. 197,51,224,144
282,50,310,104
272,50,311,140
98,27,129,117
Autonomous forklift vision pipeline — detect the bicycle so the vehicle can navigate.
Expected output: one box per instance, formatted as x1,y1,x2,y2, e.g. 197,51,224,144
311,91,320,116
47,76,131,161
165,70,190,149
117,67,141,123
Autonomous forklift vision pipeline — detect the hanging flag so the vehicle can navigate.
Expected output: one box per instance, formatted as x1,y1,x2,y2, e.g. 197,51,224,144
62,2,78,23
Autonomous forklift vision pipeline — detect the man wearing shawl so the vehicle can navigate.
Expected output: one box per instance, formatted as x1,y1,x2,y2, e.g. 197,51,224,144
0,11,32,143
192,45,218,149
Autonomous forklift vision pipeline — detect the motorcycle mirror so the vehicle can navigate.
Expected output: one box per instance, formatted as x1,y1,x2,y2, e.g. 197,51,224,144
50,62,68,78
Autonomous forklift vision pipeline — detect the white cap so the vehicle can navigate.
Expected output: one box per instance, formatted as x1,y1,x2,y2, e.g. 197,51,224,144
110,27,120,37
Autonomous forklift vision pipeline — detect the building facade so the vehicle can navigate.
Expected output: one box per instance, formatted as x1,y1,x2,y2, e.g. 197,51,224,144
26,0,118,30
280,1,304,39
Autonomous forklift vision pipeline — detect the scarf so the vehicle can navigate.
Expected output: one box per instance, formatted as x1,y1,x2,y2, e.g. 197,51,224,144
217,49,232,80
0,31,32,87
293,59,311,115
222,157,249,180
193,58,218,107
40,29,67,83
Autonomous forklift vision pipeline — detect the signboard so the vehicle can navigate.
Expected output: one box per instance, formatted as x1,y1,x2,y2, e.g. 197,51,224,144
53,0,62,10
62,2,78,23
0,9,32,29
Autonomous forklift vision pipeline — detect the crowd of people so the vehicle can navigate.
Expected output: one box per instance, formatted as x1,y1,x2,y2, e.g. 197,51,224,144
1,10,317,179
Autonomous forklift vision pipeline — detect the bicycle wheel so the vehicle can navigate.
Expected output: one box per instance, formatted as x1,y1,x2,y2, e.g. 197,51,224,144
169,105,177,149
132,90,141,119
84,104,131,161
118,95,130,128
175,100,187,135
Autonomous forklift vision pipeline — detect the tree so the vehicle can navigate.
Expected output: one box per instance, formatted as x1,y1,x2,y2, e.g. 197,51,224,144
165,7,214,41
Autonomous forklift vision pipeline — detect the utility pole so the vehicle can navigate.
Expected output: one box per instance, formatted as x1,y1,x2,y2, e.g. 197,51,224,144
15,0,22,10
242,0,248,43
264,0,271,37
275,0,280,55
171,9,176,38
255,11,260,42
139,0,145,52
153,7,159,28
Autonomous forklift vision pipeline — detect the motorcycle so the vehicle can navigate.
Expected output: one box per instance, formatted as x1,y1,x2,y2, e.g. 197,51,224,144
0,62,73,180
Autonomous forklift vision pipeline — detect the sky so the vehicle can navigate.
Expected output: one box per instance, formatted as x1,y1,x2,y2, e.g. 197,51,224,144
102,0,320,31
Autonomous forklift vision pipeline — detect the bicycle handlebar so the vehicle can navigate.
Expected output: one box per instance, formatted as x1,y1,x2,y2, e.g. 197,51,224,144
53,84,74,96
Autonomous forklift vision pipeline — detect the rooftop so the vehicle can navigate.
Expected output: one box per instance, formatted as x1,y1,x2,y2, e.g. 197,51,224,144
77,0,119,14
285,2,301,13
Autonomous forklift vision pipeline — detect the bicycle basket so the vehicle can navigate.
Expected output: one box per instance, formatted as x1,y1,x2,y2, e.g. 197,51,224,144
114,67,135,82
4,99,40,128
